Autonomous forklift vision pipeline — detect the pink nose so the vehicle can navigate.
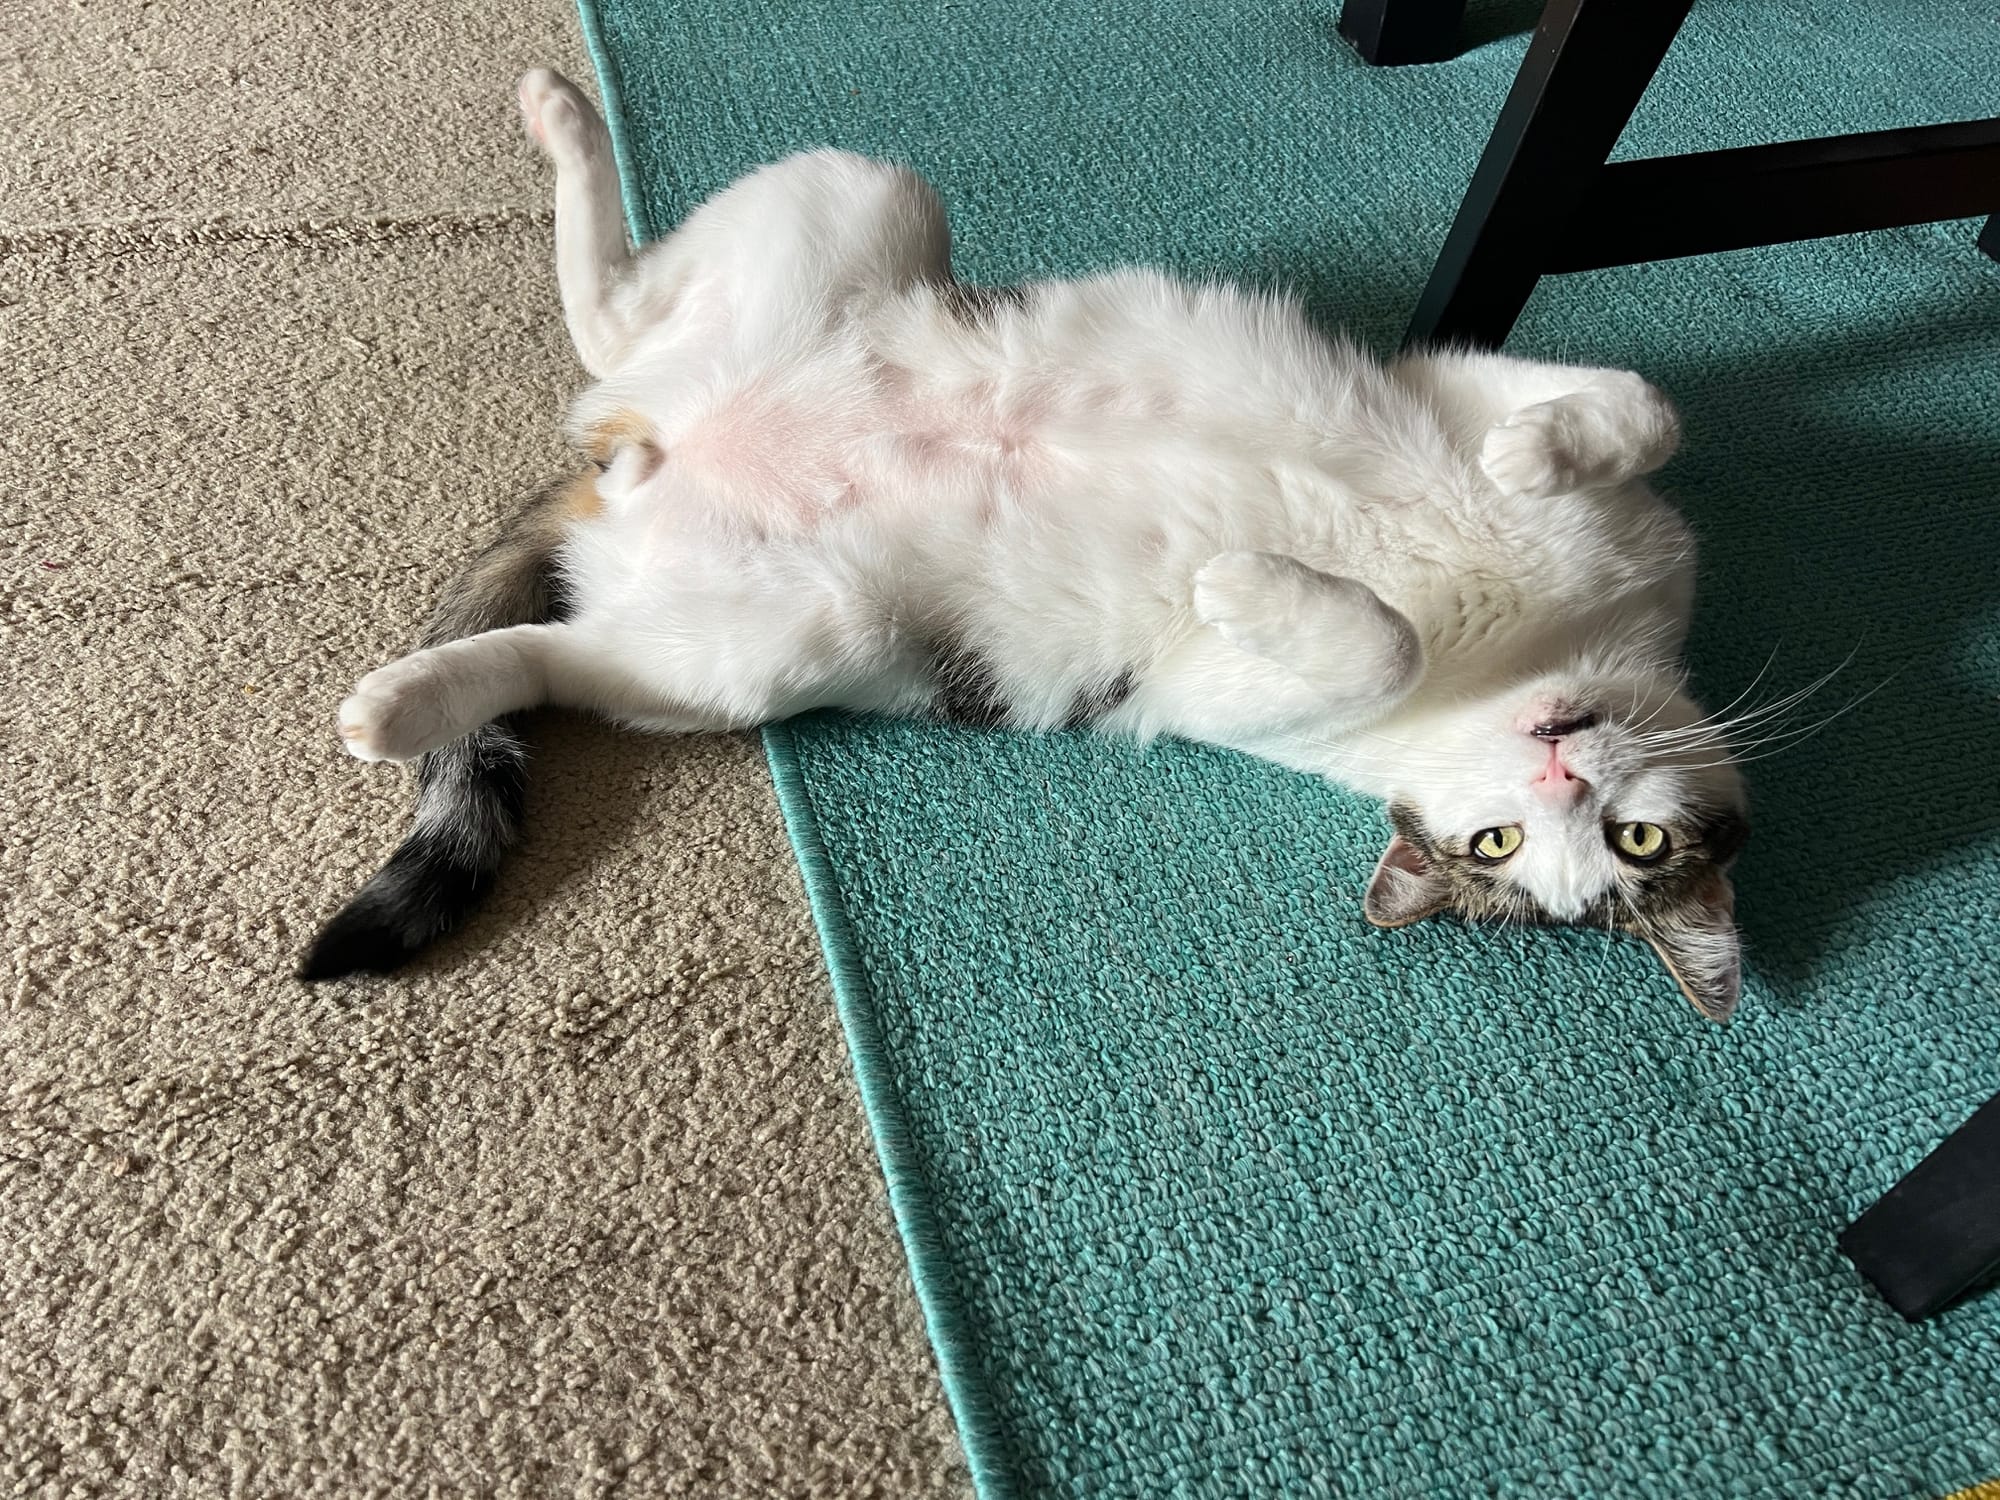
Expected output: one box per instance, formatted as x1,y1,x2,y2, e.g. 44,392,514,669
1532,745,1589,804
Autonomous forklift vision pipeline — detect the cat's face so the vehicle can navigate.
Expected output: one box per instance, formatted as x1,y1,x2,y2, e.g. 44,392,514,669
1363,670,1748,1019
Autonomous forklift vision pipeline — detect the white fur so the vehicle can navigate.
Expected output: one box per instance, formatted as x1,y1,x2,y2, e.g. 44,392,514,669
341,71,1748,986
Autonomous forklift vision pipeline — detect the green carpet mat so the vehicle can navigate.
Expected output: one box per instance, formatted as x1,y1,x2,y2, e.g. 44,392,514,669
578,1,2000,1492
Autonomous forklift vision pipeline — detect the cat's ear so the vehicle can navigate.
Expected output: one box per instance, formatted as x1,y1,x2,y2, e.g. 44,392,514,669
1637,872,1742,1022
1364,835,1450,928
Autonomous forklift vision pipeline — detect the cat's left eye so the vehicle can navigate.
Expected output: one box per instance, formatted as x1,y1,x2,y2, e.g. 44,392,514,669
1613,822,1670,861
1471,826,1523,861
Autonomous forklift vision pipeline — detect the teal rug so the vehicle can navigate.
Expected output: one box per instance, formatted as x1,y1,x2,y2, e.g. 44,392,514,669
578,1,2000,1493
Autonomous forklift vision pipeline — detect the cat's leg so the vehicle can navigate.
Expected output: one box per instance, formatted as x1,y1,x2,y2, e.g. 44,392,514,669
609,150,953,350
517,69,634,377
337,622,744,764
1157,551,1422,740
1392,348,1680,498
521,67,952,375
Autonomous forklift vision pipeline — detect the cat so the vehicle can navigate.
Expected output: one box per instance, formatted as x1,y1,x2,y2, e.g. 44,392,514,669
299,68,1749,1020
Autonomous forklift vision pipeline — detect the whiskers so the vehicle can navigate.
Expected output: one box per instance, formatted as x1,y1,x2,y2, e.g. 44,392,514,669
1256,635,1897,786
1638,640,1900,771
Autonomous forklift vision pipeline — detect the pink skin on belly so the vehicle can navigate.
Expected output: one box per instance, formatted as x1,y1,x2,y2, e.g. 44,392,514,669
672,381,853,522
667,373,1055,531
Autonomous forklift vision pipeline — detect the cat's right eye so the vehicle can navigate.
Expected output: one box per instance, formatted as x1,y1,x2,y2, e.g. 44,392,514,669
1471,826,1523,862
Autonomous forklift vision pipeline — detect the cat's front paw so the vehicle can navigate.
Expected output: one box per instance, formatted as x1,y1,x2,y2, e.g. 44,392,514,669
1480,404,1582,499
516,69,603,162
337,655,454,764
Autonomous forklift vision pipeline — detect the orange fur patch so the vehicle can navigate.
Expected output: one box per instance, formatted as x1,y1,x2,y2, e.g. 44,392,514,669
585,407,659,466
558,471,604,520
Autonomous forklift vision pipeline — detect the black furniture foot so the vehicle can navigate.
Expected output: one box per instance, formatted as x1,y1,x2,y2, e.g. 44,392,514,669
1338,0,1467,66
1840,1091,2000,1321
1981,214,2000,263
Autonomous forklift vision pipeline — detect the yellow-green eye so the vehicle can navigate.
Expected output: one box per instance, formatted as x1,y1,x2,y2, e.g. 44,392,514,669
1613,822,1669,861
1471,826,1523,862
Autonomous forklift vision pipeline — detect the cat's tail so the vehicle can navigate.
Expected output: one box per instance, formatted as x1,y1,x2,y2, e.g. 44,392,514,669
297,477,590,981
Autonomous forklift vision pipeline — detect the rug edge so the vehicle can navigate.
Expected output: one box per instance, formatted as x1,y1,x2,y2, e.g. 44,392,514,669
574,0,650,245
758,719,1019,1499
573,13,1015,1488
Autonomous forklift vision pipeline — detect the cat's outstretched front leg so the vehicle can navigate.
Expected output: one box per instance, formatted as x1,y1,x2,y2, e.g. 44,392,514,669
1160,551,1422,741
338,623,739,764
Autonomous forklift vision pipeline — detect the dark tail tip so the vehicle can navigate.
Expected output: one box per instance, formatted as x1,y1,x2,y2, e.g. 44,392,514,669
297,906,418,981
302,473,564,983
299,721,528,982
297,835,498,983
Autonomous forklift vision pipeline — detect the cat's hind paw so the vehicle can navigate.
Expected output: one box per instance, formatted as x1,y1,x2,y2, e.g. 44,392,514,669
516,68,605,162
337,654,457,764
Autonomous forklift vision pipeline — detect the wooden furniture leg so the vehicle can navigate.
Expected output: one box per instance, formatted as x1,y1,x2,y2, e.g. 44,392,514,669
1842,1091,2000,1321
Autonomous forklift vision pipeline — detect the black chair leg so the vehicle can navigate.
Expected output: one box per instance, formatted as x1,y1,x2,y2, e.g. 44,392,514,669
1981,214,2000,263
1339,0,1467,66
1403,0,1694,349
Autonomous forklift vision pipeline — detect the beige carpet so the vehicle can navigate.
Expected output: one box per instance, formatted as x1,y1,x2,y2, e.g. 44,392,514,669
1,3,967,1494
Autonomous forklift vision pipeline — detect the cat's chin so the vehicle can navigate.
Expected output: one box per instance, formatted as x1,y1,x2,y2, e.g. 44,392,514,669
1489,668,1690,749
1364,664,1746,816
1514,697,1597,738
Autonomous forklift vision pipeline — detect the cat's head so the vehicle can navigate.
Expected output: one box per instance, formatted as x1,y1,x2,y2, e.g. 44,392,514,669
1362,667,1748,1020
